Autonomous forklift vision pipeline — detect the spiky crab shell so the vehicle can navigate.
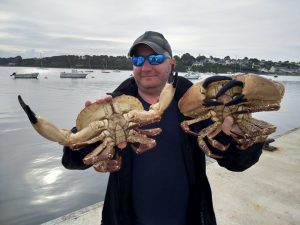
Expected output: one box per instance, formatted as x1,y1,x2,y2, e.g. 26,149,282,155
76,95,144,130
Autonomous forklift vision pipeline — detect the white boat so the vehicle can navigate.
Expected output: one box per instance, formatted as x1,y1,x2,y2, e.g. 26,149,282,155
10,72,39,79
60,69,88,78
101,70,110,73
184,71,201,80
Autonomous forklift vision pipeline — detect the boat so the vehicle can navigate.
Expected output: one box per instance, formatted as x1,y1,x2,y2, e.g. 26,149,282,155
10,72,39,79
60,69,88,78
101,59,110,73
184,71,201,80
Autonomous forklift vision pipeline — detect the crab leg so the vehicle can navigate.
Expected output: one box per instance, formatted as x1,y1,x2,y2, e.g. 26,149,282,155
206,126,230,151
18,95,103,148
128,72,178,122
197,122,224,158
127,134,157,154
83,136,115,165
197,137,222,159
180,113,213,136
134,128,162,136
18,95,72,144
127,115,161,129
72,129,110,149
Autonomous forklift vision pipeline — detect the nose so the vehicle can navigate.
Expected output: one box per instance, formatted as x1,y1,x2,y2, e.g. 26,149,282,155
141,59,152,71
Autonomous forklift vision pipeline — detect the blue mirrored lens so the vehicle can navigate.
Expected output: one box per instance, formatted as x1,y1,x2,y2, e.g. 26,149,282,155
132,56,145,66
132,54,168,67
148,55,165,65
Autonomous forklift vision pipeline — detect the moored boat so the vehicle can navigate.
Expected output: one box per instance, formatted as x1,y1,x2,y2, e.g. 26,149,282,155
60,69,88,78
184,71,201,80
10,72,39,79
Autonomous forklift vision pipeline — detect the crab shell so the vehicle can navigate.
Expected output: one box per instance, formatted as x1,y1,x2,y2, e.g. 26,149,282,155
178,74,284,118
233,73,285,105
178,80,206,118
76,95,143,131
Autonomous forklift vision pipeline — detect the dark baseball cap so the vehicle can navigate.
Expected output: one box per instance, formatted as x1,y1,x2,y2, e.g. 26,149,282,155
128,31,172,57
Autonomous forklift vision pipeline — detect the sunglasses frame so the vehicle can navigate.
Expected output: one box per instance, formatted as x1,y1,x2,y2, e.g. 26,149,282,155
132,54,171,67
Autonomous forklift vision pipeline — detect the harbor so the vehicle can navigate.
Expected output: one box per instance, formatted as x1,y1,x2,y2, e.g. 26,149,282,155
0,67,299,225
42,128,300,225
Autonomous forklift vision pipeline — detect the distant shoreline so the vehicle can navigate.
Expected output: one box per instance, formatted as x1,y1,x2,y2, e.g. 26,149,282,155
1,65,299,76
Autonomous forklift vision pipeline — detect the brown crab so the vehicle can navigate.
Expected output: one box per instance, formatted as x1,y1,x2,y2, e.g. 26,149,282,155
178,73,285,158
18,74,177,172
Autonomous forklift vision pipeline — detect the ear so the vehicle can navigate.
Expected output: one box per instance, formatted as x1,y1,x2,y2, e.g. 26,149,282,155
171,58,176,67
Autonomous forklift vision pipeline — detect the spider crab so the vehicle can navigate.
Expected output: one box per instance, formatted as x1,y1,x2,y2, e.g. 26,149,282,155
179,73,285,158
18,73,178,172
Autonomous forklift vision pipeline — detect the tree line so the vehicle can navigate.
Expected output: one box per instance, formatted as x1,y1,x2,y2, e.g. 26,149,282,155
0,54,299,74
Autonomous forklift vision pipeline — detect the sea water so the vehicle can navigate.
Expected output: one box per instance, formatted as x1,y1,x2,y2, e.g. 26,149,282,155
0,67,299,225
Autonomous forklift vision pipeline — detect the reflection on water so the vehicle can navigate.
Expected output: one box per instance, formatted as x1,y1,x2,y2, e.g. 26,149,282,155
0,67,300,225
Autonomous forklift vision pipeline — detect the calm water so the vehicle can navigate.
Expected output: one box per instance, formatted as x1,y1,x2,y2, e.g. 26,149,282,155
0,67,299,225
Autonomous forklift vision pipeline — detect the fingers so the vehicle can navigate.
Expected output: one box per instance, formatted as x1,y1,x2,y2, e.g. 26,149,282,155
96,95,113,104
221,116,234,135
117,142,127,149
85,100,92,107
230,124,244,137
222,116,244,136
107,154,122,172
85,95,113,108
93,154,122,173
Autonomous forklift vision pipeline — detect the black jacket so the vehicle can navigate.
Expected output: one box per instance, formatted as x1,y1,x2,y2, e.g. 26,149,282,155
62,76,263,225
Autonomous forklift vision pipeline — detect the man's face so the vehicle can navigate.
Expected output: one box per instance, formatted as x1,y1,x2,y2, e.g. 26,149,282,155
132,45,174,93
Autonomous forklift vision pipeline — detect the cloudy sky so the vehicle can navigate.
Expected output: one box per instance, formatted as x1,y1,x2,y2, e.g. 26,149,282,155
0,0,299,61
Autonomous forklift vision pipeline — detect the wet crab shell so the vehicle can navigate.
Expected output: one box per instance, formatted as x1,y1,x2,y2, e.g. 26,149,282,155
76,95,144,131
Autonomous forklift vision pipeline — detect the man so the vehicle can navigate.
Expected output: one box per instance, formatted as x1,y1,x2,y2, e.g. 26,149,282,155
62,31,263,225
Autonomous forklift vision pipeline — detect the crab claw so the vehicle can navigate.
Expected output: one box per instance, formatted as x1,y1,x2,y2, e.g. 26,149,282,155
18,95,71,145
148,71,178,116
18,95,38,124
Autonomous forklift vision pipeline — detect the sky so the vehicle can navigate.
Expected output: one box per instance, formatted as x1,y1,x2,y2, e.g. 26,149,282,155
0,0,299,62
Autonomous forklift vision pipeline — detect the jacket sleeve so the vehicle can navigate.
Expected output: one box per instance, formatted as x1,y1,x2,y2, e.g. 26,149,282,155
61,127,97,170
210,131,263,172
192,119,263,172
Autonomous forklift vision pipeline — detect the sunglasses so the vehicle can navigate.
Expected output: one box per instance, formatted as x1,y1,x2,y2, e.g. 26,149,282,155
132,54,171,67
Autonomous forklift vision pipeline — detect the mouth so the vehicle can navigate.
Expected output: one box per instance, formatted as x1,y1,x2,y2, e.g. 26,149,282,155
140,73,157,78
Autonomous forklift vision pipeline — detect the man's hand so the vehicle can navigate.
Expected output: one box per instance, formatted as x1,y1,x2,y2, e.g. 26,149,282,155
93,154,122,173
221,116,244,137
85,95,113,108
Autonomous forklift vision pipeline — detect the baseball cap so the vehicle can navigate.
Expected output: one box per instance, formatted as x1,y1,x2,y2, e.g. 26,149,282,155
128,31,172,57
